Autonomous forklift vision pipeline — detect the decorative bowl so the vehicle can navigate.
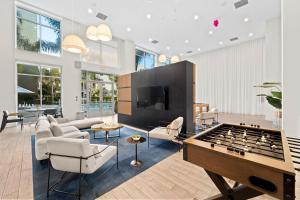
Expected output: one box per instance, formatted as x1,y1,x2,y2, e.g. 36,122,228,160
131,134,141,141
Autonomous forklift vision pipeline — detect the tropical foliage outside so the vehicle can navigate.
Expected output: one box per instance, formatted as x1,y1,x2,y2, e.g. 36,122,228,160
16,7,61,56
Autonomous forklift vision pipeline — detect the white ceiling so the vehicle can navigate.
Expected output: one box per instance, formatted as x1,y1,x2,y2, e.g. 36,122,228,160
20,0,280,57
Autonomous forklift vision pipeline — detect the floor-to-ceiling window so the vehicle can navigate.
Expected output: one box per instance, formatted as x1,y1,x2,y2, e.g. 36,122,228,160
81,71,117,116
135,48,156,71
17,63,62,111
16,7,61,56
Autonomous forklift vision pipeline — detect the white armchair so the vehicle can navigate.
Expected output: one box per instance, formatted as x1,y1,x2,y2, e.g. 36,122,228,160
147,117,184,149
46,137,118,199
196,107,219,130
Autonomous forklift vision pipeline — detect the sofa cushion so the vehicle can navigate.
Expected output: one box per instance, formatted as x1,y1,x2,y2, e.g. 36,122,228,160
91,145,102,158
50,122,64,137
37,116,50,129
60,117,103,129
47,115,57,124
60,126,79,134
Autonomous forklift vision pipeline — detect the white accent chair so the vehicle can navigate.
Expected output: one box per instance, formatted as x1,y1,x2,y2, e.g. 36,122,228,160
147,117,184,149
46,137,118,199
209,107,219,124
196,107,219,130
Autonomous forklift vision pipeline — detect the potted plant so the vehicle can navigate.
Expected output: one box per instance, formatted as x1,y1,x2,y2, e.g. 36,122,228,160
254,82,282,124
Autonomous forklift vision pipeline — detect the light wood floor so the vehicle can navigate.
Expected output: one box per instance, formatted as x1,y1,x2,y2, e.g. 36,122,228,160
0,113,298,200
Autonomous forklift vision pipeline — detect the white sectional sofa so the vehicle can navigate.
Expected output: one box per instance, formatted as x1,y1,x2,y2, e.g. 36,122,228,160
35,116,103,160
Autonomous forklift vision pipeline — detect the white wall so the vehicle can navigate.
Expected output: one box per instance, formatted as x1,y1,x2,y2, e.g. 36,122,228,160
264,17,282,121
187,39,266,115
282,0,300,137
1,1,136,120
0,0,16,117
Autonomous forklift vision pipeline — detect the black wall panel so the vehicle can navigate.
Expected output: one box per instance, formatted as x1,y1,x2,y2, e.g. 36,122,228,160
118,61,194,133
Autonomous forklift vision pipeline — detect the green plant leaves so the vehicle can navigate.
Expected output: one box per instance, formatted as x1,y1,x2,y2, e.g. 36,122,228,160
271,91,282,100
266,96,282,109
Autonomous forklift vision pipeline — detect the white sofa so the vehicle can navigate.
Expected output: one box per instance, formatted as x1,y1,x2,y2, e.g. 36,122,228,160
42,115,104,130
35,116,91,160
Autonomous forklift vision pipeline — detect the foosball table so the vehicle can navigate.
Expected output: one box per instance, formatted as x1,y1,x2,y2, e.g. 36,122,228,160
183,123,295,200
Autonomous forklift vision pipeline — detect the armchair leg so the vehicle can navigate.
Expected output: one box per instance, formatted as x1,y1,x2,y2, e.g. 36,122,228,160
117,140,119,169
21,120,24,131
78,158,82,200
147,132,150,149
47,157,51,198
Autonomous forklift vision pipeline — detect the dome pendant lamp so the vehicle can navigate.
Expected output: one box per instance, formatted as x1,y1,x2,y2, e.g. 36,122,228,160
62,0,86,54
86,25,99,41
97,23,112,42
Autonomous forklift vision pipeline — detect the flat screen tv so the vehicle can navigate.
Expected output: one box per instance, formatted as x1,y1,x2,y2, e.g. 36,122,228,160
137,86,168,111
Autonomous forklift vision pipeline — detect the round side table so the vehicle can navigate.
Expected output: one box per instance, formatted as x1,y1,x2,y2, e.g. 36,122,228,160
127,136,146,167
91,123,123,142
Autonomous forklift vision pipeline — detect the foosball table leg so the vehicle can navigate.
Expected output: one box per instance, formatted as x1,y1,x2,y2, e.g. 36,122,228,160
205,170,263,200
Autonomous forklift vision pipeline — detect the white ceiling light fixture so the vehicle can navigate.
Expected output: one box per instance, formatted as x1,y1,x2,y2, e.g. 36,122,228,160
86,25,98,41
219,41,224,45
197,48,201,51
248,32,254,37
148,38,153,42
185,39,189,44
166,46,170,50
62,0,86,54
96,23,112,41
88,8,93,14
146,14,152,19
126,27,132,32
62,34,87,54
158,54,167,63
194,15,199,20
209,30,213,35
244,17,249,22
171,55,180,63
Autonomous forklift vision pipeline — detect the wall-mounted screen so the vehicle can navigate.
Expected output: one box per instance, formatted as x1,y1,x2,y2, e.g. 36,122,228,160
137,86,167,111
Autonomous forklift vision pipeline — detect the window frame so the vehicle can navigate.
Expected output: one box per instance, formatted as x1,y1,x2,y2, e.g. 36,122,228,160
135,47,157,71
16,61,62,109
15,6,62,57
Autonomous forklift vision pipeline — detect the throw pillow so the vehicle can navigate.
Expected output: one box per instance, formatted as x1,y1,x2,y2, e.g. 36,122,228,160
47,115,57,124
50,122,63,137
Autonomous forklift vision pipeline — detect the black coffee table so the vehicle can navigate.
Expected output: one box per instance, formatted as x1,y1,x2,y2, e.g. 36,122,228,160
127,136,146,167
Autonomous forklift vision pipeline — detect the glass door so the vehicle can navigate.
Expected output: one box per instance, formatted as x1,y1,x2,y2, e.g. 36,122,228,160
85,81,114,117
101,82,114,115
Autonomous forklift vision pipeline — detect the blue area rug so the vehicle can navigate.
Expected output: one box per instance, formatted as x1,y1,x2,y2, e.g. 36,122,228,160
31,127,178,200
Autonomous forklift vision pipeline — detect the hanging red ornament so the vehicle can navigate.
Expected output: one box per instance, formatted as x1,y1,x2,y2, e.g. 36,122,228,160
213,19,219,27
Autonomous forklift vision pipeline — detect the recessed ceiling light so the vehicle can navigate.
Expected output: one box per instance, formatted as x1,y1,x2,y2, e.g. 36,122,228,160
219,41,224,45
148,38,153,42
146,14,152,19
248,32,254,37
244,17,249,22
197,48,201,51
209,30,213,35
88,8,93,14
185,39,189,44
166,46,170,50
126,27,132,32
194,15,199,20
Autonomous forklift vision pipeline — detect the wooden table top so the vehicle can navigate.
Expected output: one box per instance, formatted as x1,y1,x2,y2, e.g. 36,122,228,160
127,136,146,144
91,123,123,131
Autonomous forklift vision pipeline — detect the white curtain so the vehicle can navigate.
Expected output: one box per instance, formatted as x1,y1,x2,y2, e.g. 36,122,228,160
187,38,265,115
